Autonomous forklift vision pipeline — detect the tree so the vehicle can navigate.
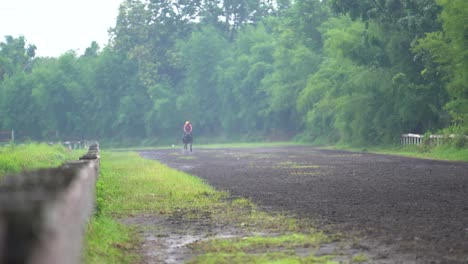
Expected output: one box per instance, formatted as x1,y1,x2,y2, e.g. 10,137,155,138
83,41,100,57
297,15,446,145
177,26,228,135
0,36,36,80
261,0,330,134
0,72,40,138
413,0,468,131
214,23,276,136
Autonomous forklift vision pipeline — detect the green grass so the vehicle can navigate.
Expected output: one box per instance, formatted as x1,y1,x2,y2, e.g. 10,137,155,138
189,233,331,252
97,152,224,215
0,143,83,177
330,144,468,162
177,155,197,160
382,145,468,162
186,222,336,263
84,216,139,264
86,151,339,264
351,253,369,263
188,252,337,264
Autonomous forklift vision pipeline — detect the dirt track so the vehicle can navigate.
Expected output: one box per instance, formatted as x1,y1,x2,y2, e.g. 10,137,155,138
139,146,468,263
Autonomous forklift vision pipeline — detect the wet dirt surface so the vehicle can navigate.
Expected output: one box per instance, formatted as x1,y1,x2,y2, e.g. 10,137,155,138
139,146,468,263
121,214,247,264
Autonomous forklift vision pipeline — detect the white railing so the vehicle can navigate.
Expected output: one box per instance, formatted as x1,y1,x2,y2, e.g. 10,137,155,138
401,133,466,146
0,130,14,142
0,130,95,149
60,140,96,150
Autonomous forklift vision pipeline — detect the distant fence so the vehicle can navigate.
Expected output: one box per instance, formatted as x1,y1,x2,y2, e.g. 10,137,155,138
0,130,14,142
60,140,96,150
0,130,95,150
401,133,468,146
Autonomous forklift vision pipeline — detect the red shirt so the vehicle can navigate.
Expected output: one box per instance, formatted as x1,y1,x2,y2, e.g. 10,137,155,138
184,123,192,134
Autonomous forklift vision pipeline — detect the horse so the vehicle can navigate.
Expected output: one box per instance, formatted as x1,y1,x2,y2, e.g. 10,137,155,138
182,133,193,152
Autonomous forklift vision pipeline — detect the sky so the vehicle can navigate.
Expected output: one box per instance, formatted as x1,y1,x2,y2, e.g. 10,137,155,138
0,0,123,57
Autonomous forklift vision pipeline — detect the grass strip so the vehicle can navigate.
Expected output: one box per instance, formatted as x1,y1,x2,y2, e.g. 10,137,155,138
374,145,468,162
330,144,468,162
0,143,83,177
188,233,335,263
96,152,224,216
188,252,336,264
84,216,139,263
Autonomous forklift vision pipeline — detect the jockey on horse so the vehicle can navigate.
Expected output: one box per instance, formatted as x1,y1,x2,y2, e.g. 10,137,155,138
183,121,193,152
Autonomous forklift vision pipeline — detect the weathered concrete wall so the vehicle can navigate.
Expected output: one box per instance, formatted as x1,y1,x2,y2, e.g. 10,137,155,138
0,143,99,264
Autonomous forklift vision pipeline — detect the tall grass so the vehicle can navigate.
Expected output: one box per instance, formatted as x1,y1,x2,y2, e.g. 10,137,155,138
84,216,138,264
0,143,80,177
330,143,468,162
366,145,467,162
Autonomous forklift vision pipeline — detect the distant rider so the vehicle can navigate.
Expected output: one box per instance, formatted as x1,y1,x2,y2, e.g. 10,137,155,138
183,121,193,152
183,121,192,136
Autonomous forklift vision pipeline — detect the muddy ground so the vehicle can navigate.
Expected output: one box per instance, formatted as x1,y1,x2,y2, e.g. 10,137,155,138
138,146,468,263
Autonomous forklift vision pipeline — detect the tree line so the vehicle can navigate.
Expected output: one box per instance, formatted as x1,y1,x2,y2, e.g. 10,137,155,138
0,0,466,146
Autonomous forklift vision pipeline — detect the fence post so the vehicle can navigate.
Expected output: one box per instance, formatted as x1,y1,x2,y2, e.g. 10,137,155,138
11,130,14,142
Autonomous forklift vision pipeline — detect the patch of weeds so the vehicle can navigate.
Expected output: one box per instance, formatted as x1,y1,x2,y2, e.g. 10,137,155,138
276,161,296,168
362,144,468,162
452,135,467,149
84,216,140,264
187,234,336,264
188,251,337,264
197,141,305,149
212,197,323,235
291,165,322,169
231,197,253,207
290,172,320,176
351,253,368,263
178,155,197,160
277,161,324,170
190,233,330,253
253,154,276,159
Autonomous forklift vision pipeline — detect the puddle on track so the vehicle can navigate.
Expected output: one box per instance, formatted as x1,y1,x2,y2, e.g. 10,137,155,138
120,214,415,264
121,215,250,264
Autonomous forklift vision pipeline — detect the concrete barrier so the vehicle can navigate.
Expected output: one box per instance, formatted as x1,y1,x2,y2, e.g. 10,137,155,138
0,143,99,264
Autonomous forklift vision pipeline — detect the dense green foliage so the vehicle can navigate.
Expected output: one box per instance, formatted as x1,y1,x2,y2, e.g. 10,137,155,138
1,0,466,146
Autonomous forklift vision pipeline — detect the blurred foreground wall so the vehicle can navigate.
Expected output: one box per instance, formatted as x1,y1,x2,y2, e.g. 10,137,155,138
0,143,99,264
